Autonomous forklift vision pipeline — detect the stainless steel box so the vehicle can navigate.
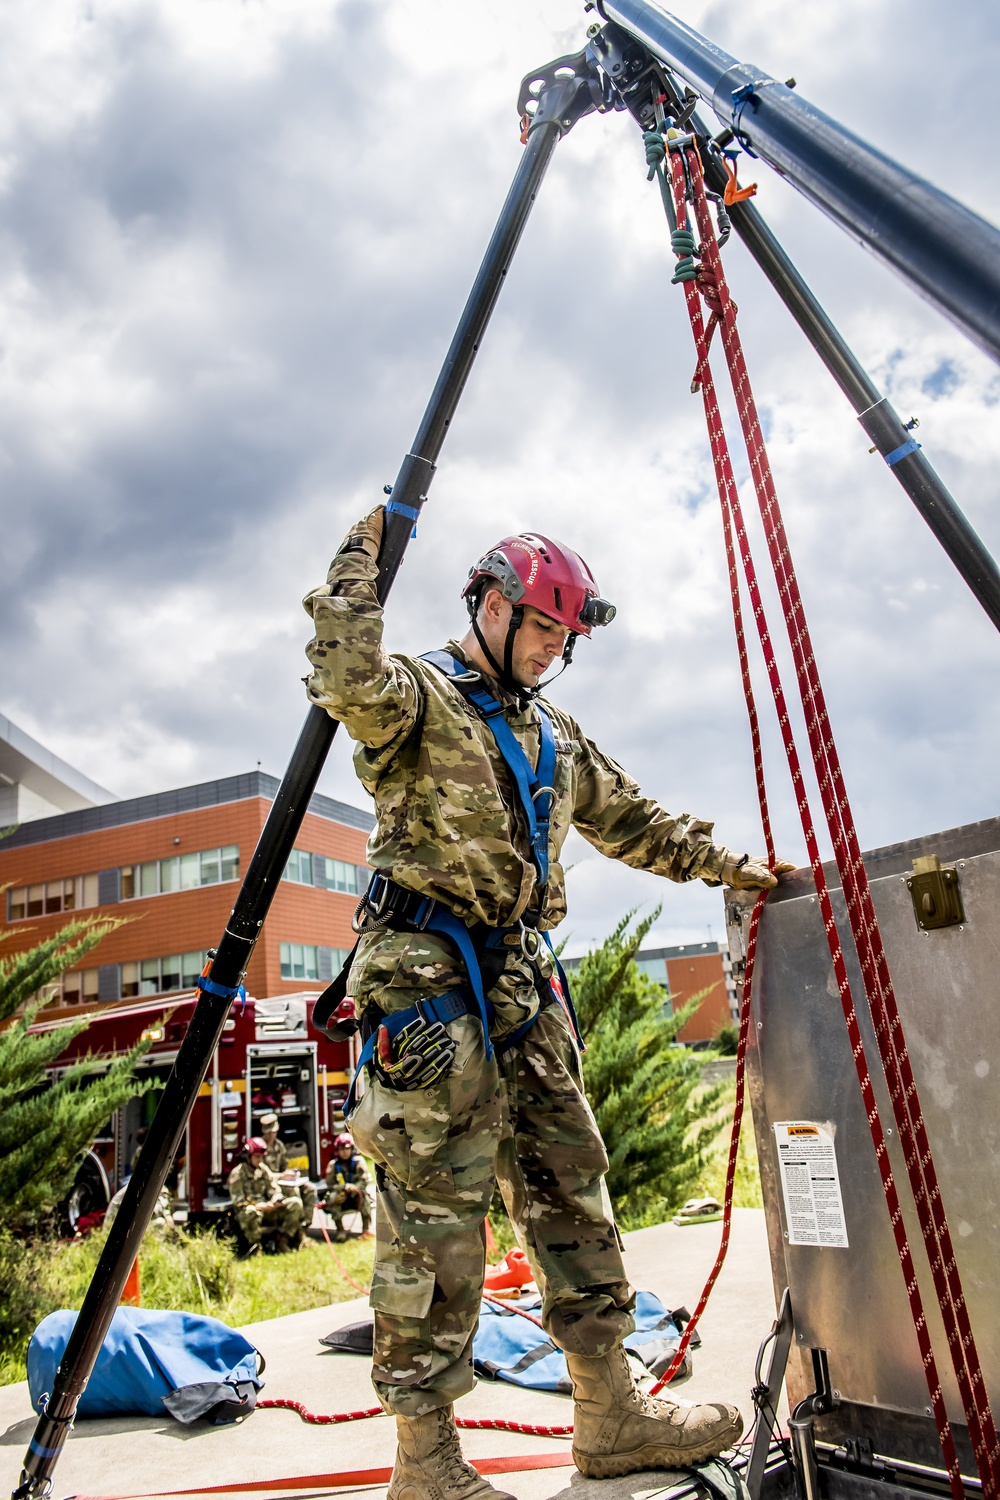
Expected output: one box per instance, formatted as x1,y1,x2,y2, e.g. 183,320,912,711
725,816,1000,1471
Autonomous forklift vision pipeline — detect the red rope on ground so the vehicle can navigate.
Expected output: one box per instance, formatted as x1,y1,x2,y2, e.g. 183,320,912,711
457,1417,573,1437
257,1397,383,1423
657,134,998,1499
481,1289,546,1328
258,1396,573,1438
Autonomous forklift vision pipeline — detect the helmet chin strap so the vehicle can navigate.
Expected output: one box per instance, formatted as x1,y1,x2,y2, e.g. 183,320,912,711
468,595,578,700
536,630,577,691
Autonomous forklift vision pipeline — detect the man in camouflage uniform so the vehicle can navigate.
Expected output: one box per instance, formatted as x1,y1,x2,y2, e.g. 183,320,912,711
303,509,791,1499
227,1138,305,1252
323,1132,372,1240
260,1111,318,1224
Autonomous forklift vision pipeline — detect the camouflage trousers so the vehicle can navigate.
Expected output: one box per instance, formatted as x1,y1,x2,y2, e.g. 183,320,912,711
327,1185,372,1234
235,1196,305,1246
349,1004,635,1416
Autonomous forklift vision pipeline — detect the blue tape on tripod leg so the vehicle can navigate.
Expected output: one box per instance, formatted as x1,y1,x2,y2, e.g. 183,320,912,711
385,498,420,537
884,438,921,466
196,975,247,1007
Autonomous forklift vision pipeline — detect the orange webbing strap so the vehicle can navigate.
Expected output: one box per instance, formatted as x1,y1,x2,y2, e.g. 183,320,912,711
660,132,998,1498
71,1451,575,1499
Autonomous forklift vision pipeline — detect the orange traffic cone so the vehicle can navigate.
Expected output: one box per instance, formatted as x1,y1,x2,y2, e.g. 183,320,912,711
121,1257,141,1306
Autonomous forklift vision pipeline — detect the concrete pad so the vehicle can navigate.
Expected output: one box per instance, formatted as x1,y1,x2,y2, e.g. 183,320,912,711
0,1211,780,1500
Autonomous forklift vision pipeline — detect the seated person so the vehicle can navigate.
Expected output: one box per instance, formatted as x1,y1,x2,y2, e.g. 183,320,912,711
323,1132,371,1241
228,1137,305,1252
259,1111,318,1224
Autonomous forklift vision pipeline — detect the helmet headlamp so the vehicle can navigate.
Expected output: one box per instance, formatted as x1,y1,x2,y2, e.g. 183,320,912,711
579,595,617,628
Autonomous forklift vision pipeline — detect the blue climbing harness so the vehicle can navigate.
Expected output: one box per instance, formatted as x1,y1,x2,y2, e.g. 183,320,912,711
343,652,578,1111
421,650,557,888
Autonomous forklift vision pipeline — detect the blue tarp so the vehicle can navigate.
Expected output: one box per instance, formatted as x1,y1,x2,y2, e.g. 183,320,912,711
28,1307,262,1425
473,1289,683,1393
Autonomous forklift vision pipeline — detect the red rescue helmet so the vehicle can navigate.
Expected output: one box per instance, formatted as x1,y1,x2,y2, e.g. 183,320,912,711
462,534,615,637
334,1133,355,1152
246,1137,267,1155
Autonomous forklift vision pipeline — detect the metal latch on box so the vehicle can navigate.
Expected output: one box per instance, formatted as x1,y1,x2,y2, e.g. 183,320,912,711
907,854,965,931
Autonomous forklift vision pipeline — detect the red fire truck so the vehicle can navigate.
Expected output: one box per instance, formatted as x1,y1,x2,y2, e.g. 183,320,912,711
33,990,355,1229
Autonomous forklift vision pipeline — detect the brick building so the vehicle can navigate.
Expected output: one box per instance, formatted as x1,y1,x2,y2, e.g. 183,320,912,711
565,939,736,1045
0,768,374,1017
636,941,737,1043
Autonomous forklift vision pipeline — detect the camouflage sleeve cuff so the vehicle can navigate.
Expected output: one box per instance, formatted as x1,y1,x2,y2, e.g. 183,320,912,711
302,548,379,618
697,843,730,886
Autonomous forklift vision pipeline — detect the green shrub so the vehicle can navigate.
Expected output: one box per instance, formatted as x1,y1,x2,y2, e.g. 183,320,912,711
573,909,727,1228
0,914,159,1231
713,1020,740,1057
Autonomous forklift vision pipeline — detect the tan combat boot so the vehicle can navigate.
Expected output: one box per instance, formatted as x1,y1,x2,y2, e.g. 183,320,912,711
566,1345,744,1478
386,1406,516,1500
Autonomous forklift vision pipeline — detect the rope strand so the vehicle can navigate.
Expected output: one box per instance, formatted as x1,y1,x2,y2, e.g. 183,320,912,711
652,129,998,1499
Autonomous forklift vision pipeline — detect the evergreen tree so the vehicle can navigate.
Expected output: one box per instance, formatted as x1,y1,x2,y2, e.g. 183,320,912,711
572,909,725,1225
0,914,159,1230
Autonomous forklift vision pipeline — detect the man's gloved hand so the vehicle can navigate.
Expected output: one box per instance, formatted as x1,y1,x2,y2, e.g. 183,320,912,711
720,853,797,891
335,505,384,563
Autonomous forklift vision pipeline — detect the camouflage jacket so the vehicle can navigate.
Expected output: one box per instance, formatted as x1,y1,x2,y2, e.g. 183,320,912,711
228,1160,279,1208
325,1153,371,1192
264,1137,288,1174
303,526,726,1032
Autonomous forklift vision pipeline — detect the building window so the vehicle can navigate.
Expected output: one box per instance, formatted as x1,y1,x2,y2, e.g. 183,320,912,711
121,845,239,901
278,942,350,982
137,951,208,996
7,873,100,922
282,848,368,895
280,942,319,982
38,968,100,1009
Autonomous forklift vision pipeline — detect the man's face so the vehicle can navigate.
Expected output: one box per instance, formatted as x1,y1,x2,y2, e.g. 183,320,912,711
479,591,570,689
337,1144,353,1160
250,1150,265,1167
263,1126,277,1142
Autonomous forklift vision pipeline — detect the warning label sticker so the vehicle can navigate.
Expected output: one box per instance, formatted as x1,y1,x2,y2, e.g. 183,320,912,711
774,1121,849,1248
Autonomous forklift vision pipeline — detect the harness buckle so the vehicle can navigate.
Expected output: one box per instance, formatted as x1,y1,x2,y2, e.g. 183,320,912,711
519,924,543,962
412,895,435,931
352,872,393,933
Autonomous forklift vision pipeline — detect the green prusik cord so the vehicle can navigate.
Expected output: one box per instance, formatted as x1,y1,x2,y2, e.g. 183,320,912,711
643,129,699,283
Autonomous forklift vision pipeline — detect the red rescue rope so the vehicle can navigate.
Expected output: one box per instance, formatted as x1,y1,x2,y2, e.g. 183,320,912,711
257,1397,573,1439
655,131,998,1498
317,1220,370,1297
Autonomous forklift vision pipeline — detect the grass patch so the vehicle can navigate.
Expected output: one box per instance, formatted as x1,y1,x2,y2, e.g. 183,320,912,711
690,1081,763,1209
0,1228,374,1387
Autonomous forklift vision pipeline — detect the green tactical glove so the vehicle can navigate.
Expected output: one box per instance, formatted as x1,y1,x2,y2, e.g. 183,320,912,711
720,853,797,891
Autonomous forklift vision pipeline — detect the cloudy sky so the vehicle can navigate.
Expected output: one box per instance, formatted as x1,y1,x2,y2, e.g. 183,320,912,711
3,0,999,954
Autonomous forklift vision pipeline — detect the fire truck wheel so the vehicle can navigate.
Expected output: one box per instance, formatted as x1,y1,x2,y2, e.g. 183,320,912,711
63,1153,109,1235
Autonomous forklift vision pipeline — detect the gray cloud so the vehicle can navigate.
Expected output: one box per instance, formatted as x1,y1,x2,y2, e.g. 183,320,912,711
2,0,998,954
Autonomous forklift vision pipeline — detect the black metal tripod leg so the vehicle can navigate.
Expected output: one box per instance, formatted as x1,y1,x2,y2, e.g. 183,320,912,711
12,66,587,1500
698,142,1000,637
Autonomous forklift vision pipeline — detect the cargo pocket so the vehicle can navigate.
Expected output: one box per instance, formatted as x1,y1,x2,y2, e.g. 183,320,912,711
369,1261,436,1320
